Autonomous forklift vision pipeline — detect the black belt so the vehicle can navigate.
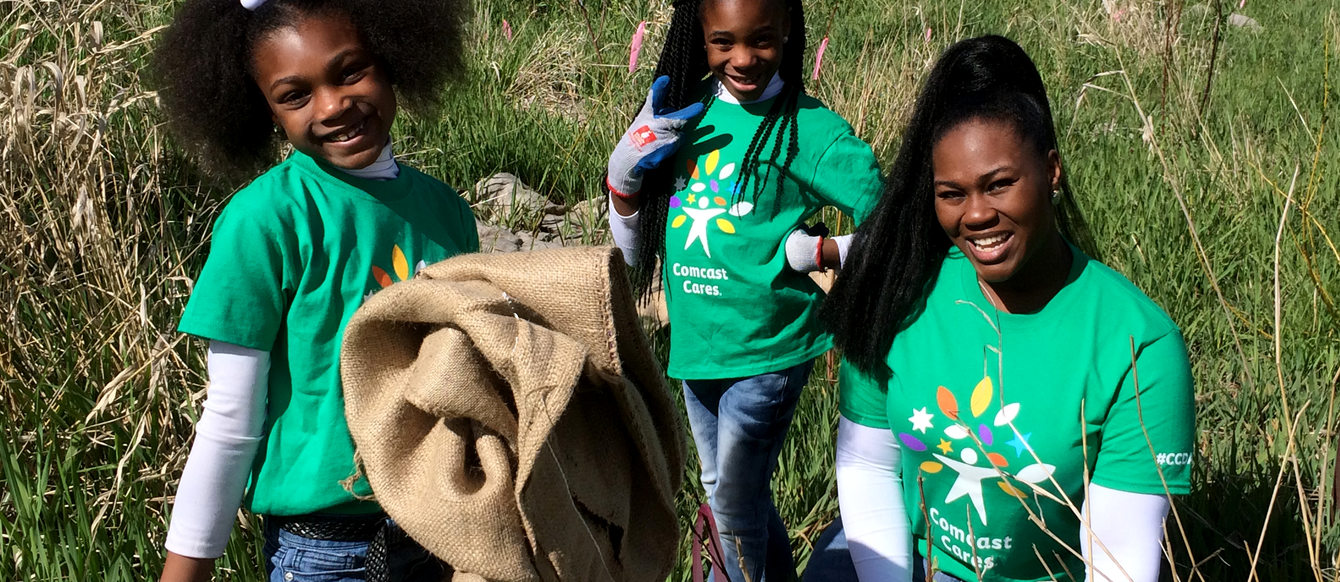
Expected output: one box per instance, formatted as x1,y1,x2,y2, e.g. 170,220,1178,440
275,513,385,541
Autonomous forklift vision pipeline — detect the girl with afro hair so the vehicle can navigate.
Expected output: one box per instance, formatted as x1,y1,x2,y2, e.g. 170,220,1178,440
605,0,883,579
153,0,476,580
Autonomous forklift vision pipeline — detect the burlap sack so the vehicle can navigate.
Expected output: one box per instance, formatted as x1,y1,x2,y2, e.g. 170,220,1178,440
341,246,685,582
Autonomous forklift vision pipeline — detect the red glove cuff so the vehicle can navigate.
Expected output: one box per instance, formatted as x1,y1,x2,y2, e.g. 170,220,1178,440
815,236,827,272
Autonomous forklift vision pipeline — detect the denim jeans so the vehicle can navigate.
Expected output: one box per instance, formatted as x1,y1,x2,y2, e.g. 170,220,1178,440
804,516,966,582
263,517,446,582
683,360,813,582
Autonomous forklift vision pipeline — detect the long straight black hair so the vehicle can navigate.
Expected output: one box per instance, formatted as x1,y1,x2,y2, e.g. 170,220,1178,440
628,0,808,295
825,35,1097,378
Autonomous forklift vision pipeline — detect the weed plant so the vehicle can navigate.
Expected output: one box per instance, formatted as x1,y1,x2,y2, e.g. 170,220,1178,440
1,0,1337,580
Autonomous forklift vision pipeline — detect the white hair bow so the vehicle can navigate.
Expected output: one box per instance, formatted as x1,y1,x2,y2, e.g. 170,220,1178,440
240,0,267,11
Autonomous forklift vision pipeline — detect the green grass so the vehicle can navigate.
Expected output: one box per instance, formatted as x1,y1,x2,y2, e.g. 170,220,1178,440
1,0,1338,580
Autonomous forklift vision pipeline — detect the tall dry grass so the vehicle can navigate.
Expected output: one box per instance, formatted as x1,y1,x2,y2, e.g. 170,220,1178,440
1,0,1338,580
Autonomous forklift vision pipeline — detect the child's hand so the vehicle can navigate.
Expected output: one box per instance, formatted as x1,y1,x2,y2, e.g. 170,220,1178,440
786,224,826,273
787,223,851,273
160,552,214,582
606,76,706,199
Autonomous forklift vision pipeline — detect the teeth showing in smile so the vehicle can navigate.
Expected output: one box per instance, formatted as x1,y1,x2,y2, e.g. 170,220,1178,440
970,233,1009,250
328,120,365,143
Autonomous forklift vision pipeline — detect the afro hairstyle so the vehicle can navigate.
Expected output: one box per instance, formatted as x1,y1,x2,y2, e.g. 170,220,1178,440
152,0,467,178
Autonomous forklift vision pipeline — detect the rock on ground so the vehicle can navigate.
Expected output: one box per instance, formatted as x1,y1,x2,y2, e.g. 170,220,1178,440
468,172,674,328
1227,13,1262,32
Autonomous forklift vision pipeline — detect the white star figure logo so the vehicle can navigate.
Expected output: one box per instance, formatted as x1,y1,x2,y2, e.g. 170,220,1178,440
909,408,934,433
682,204,727,258
932,453,999,525
674,176,688,190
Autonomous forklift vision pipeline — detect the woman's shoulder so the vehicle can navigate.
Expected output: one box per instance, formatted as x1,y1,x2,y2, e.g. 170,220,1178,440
1073,253,1180,336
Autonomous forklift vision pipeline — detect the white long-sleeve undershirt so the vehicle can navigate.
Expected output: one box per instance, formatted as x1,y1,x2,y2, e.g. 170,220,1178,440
1082,485,1170,581
836,416,913,580
164,341,269,558
835,414,1171,582
609,197,641,268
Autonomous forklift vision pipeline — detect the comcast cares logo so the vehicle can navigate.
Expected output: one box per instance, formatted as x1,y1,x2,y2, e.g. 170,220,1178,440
899,376,1055,525
364,244,426,301
669,149,753,258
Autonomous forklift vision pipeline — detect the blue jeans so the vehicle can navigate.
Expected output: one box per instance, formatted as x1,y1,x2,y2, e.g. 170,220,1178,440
804,516,966,582
263,517,445,582
683,360,813,582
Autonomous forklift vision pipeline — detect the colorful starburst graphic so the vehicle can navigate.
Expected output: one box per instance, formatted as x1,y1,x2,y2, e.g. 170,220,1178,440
898,375,1054,524
669,149,754,258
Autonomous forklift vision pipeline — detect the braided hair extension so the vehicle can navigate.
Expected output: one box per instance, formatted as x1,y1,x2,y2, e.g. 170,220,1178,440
825,35,1099,379
627,0,807,296
629,0,710,294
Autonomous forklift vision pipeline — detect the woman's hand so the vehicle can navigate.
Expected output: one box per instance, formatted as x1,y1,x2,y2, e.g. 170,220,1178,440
607,75,705,212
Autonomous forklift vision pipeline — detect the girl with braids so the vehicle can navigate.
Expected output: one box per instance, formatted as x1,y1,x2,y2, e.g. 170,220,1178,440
153,0,476,580
606,0,882,579
808,36,1194,581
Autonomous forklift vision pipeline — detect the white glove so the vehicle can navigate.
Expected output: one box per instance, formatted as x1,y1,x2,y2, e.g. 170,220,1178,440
786,225,827,273
786,225,855,273
606,76,705,198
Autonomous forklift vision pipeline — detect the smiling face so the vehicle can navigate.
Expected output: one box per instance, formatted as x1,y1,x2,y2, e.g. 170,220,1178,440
932,118,1065,293
700,0,789,102
251,11,396,170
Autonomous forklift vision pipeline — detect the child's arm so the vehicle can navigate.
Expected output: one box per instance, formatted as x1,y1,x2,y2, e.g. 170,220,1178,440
160,341,269,581
608,198,641,267
785,228,852,272
160,554,213,582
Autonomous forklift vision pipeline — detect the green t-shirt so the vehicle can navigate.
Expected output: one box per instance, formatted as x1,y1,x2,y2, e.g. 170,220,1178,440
841,248,1195,581
178,150,479,516
661,92,881,379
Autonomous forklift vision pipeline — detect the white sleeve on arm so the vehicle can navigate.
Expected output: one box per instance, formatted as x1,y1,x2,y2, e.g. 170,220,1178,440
833,234,854,269
836,415,912,581
1081,483,1170,582
608,196,641,268
164,341,270,558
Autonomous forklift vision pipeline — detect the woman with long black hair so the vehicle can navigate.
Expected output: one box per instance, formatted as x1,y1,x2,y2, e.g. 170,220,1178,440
810,35,1195,582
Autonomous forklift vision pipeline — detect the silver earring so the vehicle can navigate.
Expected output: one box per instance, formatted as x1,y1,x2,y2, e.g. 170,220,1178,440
1051,189,1061,204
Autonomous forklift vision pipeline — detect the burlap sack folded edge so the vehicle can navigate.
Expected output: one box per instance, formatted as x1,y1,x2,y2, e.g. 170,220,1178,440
340,246,685,582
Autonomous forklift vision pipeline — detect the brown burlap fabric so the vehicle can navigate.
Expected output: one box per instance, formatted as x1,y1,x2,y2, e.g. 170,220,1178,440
341,246,685,582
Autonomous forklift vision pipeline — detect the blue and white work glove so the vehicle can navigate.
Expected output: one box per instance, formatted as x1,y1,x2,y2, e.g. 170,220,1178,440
606,76,705,198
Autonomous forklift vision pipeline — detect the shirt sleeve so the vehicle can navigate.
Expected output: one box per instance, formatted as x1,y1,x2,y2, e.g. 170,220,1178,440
1091,329,1195,495
839,360,891,430
608,197,641,268
806,130,882,225
455,193,481,253
836,416,913,581
1081,484,1169,582
178,195,295,351
165,342,270,558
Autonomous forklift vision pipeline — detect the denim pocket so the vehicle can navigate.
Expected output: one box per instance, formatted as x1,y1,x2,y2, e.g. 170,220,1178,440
270,530,368,582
